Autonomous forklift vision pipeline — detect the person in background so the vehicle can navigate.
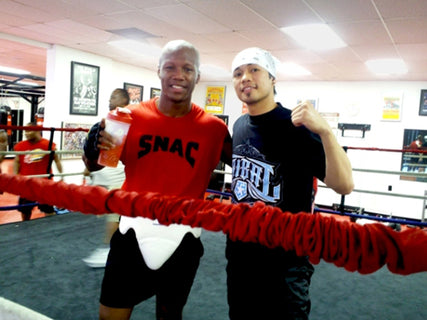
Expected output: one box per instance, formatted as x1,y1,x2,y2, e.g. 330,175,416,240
0,130,8,183
226,47,354,320
83,40,232,320
13,122,63,221
421,135,427,172
82,88,130,268
0,129,8,164
407,134,423,172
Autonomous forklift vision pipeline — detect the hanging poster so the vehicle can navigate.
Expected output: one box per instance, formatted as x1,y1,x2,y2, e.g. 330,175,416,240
124,83,143,104
70,61,99,115
150,87,161,98
204,86,225,114
382,93,402,121
419,89,427,116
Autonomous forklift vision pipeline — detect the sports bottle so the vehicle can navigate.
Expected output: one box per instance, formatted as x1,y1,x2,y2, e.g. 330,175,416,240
98,107,132,167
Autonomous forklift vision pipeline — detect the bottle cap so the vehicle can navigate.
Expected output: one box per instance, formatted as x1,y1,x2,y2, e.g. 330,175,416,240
108,107,132,123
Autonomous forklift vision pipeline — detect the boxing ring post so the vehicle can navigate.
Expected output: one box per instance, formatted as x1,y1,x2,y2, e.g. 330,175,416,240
423,190,427,222
45,127,56,177
0,124,89,221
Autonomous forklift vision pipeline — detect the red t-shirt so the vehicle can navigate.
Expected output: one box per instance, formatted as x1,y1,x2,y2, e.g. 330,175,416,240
14,138,56,176
121,99,229,200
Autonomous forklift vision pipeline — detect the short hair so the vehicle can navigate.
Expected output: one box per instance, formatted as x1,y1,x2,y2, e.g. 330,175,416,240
158,40,200,75
113,88,130,105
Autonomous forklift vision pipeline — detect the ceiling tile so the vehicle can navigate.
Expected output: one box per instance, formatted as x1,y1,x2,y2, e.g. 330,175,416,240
386,18,427,44
374,0,427,18
241,0,323,27
1,0,427,81
306,0,379,23
144,3,231,34
332,21,391,46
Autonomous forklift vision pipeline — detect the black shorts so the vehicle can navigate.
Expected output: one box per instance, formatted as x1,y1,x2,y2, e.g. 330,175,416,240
226,238,314,320
100,228,204,309
18,198,54,214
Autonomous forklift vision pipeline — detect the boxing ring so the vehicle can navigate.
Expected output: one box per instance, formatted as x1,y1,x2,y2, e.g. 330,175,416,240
0,123,427,319
0,124,88,222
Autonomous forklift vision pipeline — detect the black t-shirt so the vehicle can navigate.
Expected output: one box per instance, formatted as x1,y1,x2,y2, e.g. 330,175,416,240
231,103,325,213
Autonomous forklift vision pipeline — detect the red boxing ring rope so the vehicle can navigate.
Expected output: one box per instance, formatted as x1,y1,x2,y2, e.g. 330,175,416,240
0,124,89,133
345,146,427,154
1,173,426,276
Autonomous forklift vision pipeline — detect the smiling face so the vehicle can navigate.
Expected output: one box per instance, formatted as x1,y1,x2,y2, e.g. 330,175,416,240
232,63,276,115
157,44,200,109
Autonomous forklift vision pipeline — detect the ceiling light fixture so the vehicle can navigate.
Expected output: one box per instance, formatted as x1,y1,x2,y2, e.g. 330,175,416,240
281,24,347,51
0,65,30,74
365,59,408,75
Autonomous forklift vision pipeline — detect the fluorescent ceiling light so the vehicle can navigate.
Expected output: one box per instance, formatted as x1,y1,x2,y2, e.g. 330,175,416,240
279,62,311,76
108,39,162,57
365,59,408,75
0,65,30,74
281,24,347,51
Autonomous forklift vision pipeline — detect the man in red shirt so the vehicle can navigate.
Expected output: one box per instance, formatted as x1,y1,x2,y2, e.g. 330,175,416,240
83,40,232,320
13,122,63,220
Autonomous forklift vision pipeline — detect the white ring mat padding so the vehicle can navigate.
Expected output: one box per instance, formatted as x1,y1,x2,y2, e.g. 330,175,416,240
0,297,53,320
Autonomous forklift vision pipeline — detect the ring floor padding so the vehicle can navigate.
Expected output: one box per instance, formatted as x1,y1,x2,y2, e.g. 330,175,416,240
0,212,426,320
0,297,53,320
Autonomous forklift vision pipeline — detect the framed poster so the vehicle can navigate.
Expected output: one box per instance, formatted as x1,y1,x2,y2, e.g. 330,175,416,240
400,129,427,181
382,93,402,121
150,87,161,98
70,61,99,115
419,89,427,116
124,83,143,104
205,86,226,114
61,122,92,159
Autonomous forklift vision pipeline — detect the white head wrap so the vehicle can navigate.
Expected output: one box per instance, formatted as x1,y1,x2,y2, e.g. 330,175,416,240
231,47,277,78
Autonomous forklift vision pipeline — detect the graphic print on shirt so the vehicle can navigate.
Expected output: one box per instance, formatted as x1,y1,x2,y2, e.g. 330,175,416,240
23,149,45,164
231,143,282,205
138,134,199,167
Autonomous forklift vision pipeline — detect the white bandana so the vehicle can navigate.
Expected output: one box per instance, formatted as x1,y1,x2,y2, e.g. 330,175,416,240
231,47,277,78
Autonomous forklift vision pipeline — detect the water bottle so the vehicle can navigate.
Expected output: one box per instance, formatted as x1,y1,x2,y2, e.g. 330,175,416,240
97,107,132,167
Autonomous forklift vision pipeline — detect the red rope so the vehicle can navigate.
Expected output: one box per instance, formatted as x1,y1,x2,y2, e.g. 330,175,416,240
0,125,89,133
346,146,427,154
1,173,426,275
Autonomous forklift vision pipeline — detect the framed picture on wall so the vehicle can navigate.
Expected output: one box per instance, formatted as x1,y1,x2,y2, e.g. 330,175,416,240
70,61,99,115
150,87,161,99
419,89,427,116
61,122,92,159
204,86,226,114
124,83,143,104
400,128,427,182
381,93,402,121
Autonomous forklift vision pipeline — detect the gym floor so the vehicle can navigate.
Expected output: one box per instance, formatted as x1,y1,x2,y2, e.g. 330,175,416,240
0,212,426,320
